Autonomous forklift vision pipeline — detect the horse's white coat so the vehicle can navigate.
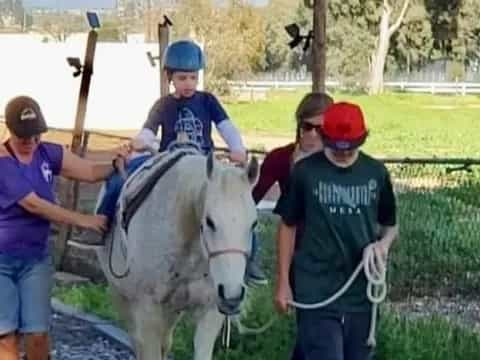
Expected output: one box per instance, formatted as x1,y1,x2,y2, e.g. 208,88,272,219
96,150,259,360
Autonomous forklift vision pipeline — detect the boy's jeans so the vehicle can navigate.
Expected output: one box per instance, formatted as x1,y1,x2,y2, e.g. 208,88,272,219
296,309,373,360
96,155,151,222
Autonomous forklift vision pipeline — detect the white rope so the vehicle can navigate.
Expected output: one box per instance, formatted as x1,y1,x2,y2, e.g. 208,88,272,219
288,244,387,347
233,316,277,335
223,244,387,348
222,316,232,349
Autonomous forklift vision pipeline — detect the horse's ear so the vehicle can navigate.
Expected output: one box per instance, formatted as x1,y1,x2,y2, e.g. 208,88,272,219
206,151,214,180
245,156,259,186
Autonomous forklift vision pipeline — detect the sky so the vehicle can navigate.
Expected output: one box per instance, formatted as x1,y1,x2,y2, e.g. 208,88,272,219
23,0,116,9
23,0,268,10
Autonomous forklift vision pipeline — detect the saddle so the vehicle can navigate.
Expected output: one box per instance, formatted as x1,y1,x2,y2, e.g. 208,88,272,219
117,143,201,233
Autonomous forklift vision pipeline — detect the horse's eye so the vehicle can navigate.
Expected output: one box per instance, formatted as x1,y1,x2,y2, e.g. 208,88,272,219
206,216,216,231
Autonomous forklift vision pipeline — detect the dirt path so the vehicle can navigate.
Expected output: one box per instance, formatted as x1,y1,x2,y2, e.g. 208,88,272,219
1,123,291,153
2,123,286,205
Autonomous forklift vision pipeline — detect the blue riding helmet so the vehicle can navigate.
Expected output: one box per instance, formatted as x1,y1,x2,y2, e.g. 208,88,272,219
163,40,205,72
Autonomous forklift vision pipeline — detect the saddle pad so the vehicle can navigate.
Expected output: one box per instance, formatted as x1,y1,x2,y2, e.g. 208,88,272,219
119,147,200,232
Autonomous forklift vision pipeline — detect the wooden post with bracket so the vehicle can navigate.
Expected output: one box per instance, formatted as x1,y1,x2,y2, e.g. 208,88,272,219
158,16,172,97
56,15,99,269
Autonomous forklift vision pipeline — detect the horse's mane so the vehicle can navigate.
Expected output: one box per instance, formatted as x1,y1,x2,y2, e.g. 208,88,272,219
173,155,251,251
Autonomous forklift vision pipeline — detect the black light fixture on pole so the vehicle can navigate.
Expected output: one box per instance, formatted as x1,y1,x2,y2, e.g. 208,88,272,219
285,23,314,52
58,11,101,269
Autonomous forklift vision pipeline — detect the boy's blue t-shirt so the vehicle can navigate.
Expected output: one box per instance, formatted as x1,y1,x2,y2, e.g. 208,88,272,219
143,91,229,154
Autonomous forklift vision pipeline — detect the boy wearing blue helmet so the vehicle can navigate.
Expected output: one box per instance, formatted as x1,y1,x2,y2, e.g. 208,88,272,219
94,40,245,221
132,40,246,161
83,41,266,284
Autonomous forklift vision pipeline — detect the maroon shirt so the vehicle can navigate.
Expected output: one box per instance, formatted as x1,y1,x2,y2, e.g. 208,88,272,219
253,142,304,256
252,143,296,204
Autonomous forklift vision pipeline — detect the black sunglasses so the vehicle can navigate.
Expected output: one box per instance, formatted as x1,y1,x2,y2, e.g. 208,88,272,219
17,135,41,144
300,121,322,134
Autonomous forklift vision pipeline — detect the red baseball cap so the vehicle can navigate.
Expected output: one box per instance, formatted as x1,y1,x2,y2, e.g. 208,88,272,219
321,102,368,150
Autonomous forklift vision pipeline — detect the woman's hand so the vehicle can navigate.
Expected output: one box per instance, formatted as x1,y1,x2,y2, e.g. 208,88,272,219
115,143,132,159
77,214,108,234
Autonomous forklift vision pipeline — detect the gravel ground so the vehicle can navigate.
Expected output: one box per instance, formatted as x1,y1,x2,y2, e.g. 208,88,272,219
387,295,480,331
49,312,135,360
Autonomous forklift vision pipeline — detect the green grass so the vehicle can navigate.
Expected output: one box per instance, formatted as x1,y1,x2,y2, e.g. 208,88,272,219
380,163,480,296
57,93,480,357
53,283,120,322
225,91,480,157
54,282,480,359
54,213,480,359
377,313,480,360
391,190,480,296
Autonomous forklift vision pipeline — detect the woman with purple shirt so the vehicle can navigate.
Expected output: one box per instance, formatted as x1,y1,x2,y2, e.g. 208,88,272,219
0,96,128,360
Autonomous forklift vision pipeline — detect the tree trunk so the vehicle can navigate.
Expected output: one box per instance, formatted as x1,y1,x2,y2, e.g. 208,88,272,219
312,0,327,93
369,7,391,95
144,0,154,42
368,0,410,95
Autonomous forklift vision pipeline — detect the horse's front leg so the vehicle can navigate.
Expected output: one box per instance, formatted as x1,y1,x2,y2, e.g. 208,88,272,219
193,307,225,360
132,298,180,360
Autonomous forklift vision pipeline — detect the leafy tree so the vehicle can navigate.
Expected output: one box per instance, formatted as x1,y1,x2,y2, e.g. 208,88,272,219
368,0,410,94
173,0,266,90
34,13,86,42
389,1,433,75
260,0,298,71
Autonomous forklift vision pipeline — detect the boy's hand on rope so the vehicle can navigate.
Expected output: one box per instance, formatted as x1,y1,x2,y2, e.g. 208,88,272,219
368,238,391,263
274,280,293,314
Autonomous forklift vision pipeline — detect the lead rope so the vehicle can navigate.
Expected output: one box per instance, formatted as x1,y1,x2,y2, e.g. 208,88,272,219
223,244,387,349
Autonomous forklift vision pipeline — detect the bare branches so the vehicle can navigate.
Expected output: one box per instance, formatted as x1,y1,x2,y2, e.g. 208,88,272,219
389,0,410,35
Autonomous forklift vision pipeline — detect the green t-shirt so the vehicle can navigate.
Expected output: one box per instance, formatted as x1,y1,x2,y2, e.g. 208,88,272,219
275,151,396,312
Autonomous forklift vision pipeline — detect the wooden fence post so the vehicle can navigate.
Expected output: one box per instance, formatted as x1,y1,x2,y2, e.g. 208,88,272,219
312,0,327,93
158,16,172,97
56,28,98,269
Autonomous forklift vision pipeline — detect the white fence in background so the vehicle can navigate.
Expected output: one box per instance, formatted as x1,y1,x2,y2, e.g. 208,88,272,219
0,34,161,130
229,80,480,95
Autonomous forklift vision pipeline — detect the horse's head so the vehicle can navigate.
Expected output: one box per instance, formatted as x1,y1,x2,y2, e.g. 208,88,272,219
199,153,259,315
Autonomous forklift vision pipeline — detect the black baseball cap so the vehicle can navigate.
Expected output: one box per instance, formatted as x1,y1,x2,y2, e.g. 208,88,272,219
5,96,48,138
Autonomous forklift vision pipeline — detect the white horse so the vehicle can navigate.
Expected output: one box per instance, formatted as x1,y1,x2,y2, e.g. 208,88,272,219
96,149,259,360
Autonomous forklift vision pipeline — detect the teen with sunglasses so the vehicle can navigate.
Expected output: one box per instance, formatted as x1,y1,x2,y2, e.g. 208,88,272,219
251,92,333,358
0,96,128,360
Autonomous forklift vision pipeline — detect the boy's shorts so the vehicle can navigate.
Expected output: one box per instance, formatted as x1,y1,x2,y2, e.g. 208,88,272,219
0,253,53,335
